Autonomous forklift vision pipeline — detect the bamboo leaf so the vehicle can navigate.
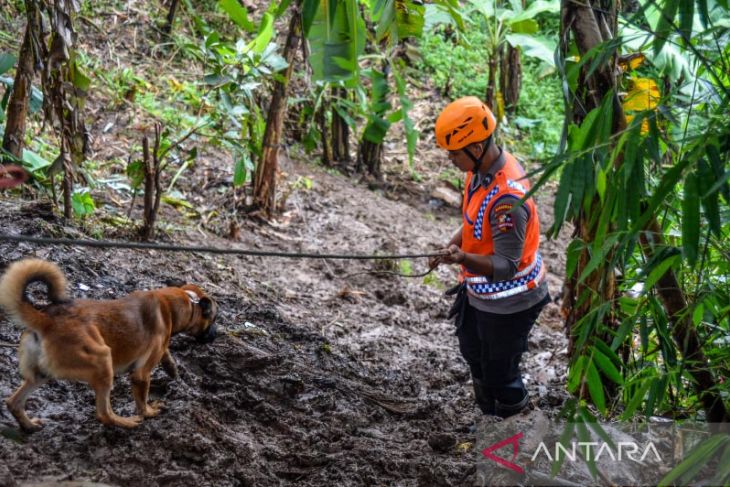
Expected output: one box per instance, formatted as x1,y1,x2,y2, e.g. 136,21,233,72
678,0,694,42
644,254,681,292
611,316,636,351
593,347,624,385
565,239,584,279
630,154,692,240
697,158,721,237
711,442,730,485
569,156,588,220
645,375,666,417
551,421,575,477
659,435,730,487
593,339,622,368
654,0,679,56
575,419,600,479
621,376,653,420
697,0,710,28
596,168,606,203
567,355,586,393
578,234,619,283
393,65,418,168
585,360,606,414
551,158,574,235
692,302,704,326
302,0,319,35
639,314,649,354
579,406,619,453
706,144,730,203
682,171,700,265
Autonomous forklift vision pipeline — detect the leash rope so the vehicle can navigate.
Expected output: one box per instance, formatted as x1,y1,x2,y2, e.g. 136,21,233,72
0,233,447,262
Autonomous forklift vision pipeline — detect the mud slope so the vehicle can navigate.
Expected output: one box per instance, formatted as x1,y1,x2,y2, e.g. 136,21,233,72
0,157,568,486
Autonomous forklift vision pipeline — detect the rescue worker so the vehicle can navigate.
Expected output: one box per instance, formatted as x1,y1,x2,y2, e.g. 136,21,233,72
430,96,549,418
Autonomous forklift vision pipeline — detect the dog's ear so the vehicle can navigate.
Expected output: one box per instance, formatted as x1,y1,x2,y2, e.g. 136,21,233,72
165,278,186,288
199,297,215,319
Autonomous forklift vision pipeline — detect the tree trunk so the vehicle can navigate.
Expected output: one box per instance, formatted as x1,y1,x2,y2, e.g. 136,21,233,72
140,125,162,241
61,150,72,220
356,139,383,177
318,99,333,166
2,5,37,162
252,3,302,217
560,0,624,404
332,87,351,167
639,220,729,423
485,46,498,110
500,44,521,116
561,0,624,348
163,0,180,35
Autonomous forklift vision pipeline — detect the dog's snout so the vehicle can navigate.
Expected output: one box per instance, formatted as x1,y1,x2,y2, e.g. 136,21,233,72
196,323,217,344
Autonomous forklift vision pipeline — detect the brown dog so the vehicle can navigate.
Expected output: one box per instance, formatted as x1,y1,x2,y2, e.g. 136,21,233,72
0,258,218,431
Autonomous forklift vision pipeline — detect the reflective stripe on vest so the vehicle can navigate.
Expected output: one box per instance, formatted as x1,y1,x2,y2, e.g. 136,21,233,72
473,185,501,240
465,253,545,300
473,179,528,241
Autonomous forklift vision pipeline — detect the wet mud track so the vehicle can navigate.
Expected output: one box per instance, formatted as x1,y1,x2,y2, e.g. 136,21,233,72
0,163,569,486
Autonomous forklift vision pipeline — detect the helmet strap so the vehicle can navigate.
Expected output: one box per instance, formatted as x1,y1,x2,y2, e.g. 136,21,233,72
464,135,493,174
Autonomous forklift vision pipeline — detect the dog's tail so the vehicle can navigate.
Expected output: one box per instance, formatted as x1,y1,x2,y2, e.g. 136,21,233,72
0,259,69,333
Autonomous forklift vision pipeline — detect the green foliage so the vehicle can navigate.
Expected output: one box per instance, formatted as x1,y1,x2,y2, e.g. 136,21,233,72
552,0,730,432
417,28,563,155
417,28,490,99
305,0,366,83
71,190,96,217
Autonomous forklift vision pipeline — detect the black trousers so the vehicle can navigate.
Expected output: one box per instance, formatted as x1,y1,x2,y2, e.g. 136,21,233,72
456,294,549,405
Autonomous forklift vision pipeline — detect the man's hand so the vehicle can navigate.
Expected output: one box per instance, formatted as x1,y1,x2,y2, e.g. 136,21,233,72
430,244,465,268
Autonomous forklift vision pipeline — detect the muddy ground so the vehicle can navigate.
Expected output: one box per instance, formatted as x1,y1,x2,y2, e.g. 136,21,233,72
0,153,570,486
0,3,571,485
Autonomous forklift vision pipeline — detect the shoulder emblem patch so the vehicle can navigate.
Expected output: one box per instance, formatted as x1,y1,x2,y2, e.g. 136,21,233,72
496,212,514,233
493,202,514,215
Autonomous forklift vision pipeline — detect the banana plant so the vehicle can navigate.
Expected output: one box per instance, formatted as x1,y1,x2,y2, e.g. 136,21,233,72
302,0,461,175
466,0,559,114
303,0,366,84
356,0,463,174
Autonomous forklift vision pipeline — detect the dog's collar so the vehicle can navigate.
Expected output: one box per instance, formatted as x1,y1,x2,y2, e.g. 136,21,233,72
184,290,200,304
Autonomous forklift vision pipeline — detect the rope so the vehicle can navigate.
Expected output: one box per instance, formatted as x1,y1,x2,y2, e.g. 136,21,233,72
0,233,447,261
341,268,436,279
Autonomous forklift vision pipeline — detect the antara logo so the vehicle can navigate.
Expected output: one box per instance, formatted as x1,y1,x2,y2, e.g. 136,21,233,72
531,441,662,462
482,432,524,474
482,432,663,474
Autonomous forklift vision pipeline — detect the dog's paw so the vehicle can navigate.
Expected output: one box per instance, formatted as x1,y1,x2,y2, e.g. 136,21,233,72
142,401,165,418
21,417,44,433
104,414,143,428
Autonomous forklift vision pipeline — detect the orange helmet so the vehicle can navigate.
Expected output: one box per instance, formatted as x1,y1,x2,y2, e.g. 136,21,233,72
435,97,496,151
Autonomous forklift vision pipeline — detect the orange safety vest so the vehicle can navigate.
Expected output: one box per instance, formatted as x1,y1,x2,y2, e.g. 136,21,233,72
460,151,544,300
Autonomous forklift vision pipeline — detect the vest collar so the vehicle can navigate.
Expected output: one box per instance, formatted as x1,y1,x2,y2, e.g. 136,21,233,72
470,147,506,191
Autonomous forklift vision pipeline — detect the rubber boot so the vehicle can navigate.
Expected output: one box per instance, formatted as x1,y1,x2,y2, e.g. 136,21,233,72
473,378,495,415
495,380,529,418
